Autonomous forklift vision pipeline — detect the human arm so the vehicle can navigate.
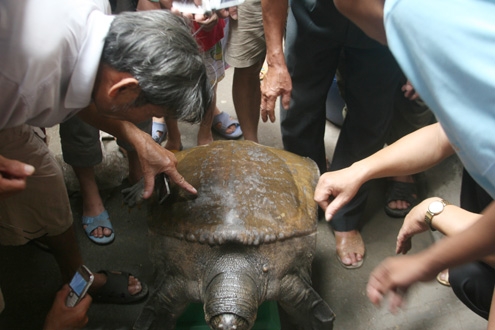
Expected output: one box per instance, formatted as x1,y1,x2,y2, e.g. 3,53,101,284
42,285,92,330
260,0,291,122
77,104,197,199
314,123,455,221
0,155,35,199
490,294,495,330
367,201,495,312
396,198,495,267
333,0,387,45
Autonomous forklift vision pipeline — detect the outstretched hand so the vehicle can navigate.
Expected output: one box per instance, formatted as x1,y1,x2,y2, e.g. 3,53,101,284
314,168,364,221
132,130,196,200
0,155,35,199
396,199,432,255
367,253,436,314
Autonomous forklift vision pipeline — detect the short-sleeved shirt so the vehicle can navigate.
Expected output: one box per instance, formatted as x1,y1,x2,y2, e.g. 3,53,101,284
0,0,114,130
384,0,495,198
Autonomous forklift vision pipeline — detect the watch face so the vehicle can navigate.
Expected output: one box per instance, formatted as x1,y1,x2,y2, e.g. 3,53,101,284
429,201,444,214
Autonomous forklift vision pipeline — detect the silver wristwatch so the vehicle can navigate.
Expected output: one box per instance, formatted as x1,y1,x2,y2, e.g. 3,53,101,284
425,199,449,231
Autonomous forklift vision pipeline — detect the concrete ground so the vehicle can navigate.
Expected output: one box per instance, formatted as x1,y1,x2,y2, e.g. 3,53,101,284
0,68,488,330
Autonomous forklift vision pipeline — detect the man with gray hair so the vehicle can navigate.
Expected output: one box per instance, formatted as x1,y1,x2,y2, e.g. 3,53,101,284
0,0,212,314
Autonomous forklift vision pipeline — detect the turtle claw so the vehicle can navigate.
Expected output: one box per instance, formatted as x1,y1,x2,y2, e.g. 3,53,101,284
121,178,145,208
121,174,170,208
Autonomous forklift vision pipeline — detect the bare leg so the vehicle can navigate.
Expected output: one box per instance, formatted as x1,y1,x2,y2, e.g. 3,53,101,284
37,227,82,282
232,59,264,143
73,166,111,239
197,86,217,146
164,118,182,152
199,86,238,145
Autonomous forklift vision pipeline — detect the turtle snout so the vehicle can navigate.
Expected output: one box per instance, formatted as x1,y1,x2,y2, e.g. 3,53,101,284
209,313,250,330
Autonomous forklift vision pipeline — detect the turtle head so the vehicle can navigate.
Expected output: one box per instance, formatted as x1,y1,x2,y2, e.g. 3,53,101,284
203,253,264,330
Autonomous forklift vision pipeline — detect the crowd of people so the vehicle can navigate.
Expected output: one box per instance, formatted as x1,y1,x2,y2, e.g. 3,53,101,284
1,0,494,328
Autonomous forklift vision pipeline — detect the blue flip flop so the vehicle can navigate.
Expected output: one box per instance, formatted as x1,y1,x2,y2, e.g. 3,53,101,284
152,121,168,144
81,210,115,245
212,112,243,139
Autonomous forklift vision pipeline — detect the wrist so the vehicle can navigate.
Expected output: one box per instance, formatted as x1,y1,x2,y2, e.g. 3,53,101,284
425,198,450,231
349,161,372,188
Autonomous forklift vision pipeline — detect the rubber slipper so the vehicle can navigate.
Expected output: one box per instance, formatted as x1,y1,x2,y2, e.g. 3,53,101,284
93,270,149,304
82,210,115,245
436,269,450,287
212,112,243,139
384,180,418,218
152,121,168,144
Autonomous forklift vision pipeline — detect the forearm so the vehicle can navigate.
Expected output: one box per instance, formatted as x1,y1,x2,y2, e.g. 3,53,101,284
77,104,147,150
351,123,454,184
429,201,481,236
261,0,287,68
428,200,495,267
333,0,387,44
421,202,495,273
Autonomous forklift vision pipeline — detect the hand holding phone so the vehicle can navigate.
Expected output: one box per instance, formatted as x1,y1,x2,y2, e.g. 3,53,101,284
43,285,92,330
65,265,94,307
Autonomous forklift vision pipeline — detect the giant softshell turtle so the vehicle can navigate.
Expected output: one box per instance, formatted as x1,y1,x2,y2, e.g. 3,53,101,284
134,140,335,330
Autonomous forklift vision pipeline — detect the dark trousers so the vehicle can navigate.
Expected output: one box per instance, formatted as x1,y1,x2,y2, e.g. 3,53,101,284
281,0,401,230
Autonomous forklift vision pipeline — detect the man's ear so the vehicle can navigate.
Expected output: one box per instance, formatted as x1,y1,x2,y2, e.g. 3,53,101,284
108,77,140,101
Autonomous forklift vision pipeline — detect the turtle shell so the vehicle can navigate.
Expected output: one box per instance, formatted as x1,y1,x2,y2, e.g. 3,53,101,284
147,140,320,245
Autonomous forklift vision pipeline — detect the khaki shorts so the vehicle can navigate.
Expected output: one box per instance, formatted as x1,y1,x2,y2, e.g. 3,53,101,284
224,0,266,68
0,125,73,246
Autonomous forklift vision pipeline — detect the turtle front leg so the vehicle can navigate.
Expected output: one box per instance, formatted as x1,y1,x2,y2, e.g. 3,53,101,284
133,277,189,330
278,274,335,330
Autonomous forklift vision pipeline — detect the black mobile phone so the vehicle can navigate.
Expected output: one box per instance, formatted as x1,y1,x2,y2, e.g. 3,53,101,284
65,265,94,307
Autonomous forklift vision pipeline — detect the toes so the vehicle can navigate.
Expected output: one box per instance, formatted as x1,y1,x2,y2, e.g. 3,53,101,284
226,124,236,135
388,200,411,210
128,276,142,295
85,226,112,238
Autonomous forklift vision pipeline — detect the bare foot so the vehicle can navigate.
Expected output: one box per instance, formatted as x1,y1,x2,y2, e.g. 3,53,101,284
83,224,112,239
90,272,143,296
213,121,237,135
387,175,417,211
334,230,365,269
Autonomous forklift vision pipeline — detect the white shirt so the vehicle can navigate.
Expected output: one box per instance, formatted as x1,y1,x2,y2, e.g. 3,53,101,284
0,0,114,130
384,0,495,198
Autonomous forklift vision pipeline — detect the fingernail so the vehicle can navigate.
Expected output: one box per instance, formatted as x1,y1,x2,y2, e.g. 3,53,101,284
24,165,35,175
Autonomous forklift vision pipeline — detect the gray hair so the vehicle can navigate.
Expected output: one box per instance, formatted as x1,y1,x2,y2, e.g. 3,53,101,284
101,10,212,123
